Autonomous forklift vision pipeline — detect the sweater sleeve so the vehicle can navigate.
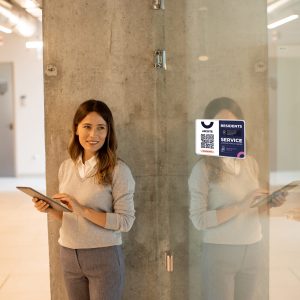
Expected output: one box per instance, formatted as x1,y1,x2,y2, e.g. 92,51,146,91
104,162,135,232
188,160,218,230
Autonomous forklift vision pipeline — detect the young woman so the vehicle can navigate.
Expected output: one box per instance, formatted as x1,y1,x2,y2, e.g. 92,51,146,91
33,99,135,300
189,97,286,300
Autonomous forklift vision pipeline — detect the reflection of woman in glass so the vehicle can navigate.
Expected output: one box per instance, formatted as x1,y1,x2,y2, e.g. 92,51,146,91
189,97,285,300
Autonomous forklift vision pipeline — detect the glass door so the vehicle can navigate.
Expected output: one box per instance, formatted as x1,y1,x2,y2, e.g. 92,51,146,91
268,1,300,299
157,1,300,299
161,1,270,299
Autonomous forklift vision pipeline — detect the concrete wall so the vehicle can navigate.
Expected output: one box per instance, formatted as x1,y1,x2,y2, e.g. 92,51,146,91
44,1,268,299
0,33,45,176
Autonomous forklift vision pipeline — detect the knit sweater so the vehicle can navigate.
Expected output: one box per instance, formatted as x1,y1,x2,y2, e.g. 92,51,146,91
58,158,135,249
189,156,262,245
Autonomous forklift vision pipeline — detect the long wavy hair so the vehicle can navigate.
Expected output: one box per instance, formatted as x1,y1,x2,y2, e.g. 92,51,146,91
68,99,117,185
203,97,244,182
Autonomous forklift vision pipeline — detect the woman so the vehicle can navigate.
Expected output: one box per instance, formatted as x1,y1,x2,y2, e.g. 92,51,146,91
33,99,135,300
189,97,285,300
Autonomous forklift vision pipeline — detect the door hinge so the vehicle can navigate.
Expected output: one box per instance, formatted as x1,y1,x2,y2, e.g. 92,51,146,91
154,49,167,70
152,0,165,10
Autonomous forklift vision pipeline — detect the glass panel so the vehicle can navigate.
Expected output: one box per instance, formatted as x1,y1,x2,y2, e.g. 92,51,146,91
164,1,269,299
268,1,300,299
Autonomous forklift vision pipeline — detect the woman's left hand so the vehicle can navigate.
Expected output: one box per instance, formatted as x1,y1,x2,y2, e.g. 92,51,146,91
53,193,84,215
270,191,287,207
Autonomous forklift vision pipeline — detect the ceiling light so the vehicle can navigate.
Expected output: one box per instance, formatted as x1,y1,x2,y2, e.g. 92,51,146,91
0,2,38,37
268,14,299,29
16,19,36,36
0,5,19,23
26,7,42,20
22,0,39,9
267,0,291,14
0,24,12,33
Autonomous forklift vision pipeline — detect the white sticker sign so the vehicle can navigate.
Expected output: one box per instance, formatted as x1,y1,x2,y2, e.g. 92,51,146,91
195,119,246,159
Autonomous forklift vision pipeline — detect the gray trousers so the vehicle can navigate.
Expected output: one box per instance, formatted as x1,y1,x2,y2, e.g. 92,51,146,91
201,242,264,300
60,245,124,300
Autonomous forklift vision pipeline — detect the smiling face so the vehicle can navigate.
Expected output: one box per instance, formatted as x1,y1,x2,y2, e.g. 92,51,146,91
76,111,108,161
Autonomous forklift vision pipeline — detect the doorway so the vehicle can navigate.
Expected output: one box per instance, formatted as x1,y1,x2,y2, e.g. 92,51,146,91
0,62,15,176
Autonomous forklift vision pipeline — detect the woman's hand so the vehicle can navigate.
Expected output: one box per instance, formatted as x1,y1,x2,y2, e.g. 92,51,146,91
240,188,269,209
52,193,83,215
32,197,63,221
216,188,268,225
32,197,50,212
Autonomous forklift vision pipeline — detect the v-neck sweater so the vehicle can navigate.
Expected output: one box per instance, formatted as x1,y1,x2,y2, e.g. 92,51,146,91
189,156,262,245
58,158,135,249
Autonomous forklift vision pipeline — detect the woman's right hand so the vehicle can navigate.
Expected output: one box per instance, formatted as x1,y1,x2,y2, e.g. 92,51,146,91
32,197,50,213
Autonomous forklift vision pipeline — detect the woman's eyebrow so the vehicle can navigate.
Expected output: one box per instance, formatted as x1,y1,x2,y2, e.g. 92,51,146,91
82,122,107,126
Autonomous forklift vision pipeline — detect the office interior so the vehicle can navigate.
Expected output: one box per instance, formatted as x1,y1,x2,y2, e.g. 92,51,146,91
0,0,300,299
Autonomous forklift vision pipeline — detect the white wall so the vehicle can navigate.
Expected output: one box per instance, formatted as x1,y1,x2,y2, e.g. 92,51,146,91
0,33,45,176
276,46,300,171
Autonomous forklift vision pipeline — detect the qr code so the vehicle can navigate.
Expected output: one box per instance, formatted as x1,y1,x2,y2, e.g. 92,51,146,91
201,134,214,149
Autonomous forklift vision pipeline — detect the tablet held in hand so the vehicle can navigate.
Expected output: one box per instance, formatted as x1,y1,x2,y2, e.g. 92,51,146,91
16,186,72,212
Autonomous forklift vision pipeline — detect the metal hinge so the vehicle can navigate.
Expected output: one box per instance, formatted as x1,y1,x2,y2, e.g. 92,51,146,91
165,251,173,272
152,0,165,10
154,49,167,70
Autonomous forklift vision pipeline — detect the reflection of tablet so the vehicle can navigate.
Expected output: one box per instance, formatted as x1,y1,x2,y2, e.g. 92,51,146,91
250,180,300,208
16,186,72,212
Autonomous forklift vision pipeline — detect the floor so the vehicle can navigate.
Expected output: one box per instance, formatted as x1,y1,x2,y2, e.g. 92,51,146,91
269,175,300,300
0,177,50,300
0,176,300,299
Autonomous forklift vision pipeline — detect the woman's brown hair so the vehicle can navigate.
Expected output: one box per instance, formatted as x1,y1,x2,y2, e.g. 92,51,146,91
203,97,244,182
68,99,117,185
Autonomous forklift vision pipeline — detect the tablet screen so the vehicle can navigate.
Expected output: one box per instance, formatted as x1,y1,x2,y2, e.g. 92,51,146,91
16,186,72,212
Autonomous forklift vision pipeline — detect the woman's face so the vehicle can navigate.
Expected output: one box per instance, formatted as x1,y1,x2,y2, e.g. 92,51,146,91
76,112,108,161
214,109,238,120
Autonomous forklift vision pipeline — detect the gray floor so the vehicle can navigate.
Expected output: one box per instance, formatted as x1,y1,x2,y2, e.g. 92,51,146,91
0,176,299,299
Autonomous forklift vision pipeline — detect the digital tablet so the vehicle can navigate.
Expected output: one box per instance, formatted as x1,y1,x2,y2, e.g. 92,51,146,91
250,180,300,208
16,186,72,212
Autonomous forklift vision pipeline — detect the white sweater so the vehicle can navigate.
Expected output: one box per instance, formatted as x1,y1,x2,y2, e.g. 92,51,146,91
58,158,135,249
189,157,262,245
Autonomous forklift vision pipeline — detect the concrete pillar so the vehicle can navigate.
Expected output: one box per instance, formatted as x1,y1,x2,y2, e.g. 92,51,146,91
43,1,268,299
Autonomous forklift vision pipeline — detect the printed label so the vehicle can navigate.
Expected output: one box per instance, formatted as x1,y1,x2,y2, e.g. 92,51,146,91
195,119,246,159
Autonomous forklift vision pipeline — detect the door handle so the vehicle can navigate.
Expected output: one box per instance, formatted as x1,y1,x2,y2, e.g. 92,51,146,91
165,251,173,272
9,123,13,130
